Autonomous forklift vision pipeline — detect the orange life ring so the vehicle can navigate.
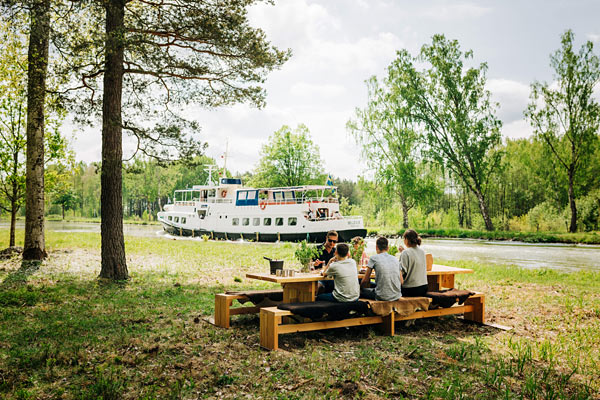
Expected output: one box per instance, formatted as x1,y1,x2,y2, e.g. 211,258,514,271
259,200,267,210
220,189,227,197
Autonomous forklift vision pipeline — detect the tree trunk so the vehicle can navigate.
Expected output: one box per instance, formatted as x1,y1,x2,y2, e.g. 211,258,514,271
400,194,410,229
9,195,17,248
23,0,50,261
99,0,128,281
61,204,65,220
475,190,494,231
568,170,577,233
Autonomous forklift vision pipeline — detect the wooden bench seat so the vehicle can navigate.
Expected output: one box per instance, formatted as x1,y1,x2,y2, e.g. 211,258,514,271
260,293,485,350
214,290,283,328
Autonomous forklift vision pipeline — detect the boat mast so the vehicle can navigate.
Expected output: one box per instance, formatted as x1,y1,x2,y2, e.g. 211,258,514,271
222,138,229,178
204,165,217,187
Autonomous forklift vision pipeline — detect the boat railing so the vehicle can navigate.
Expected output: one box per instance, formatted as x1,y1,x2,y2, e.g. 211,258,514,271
262,197,339,206
174,198,233,205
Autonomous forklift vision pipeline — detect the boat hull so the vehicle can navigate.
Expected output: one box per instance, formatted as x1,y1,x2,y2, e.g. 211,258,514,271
161,223,366,243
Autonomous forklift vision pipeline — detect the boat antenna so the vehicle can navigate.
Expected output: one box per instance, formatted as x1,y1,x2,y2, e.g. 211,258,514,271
205,164,217,186
222,138,229,177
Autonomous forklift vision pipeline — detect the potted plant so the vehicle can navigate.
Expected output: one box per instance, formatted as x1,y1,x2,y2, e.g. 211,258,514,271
294,240,320,272
350,237,366,268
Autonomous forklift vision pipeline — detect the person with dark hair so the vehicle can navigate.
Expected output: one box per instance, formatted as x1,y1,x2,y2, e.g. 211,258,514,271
314,230,338,293
399,229,428,297
313,230,338,269
317,243,359,302
359,237,402,301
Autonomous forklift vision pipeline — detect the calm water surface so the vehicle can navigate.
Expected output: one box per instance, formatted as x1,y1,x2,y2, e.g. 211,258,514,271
2,221,599,272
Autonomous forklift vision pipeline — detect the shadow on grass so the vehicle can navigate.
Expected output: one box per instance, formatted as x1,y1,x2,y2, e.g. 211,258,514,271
0,259,42,288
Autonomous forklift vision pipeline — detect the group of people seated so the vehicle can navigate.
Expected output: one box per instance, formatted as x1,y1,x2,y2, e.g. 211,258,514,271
312,229,428,303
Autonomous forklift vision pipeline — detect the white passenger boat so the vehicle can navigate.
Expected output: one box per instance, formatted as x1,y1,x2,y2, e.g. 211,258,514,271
157,177,366,242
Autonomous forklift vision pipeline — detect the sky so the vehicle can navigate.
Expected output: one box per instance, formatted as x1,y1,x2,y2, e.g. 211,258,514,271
70,0,600,181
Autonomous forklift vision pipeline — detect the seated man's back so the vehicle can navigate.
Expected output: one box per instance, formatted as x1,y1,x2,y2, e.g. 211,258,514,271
366,252,402,301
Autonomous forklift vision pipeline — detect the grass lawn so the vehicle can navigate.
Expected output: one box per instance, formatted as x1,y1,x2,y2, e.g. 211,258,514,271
1,229,599,399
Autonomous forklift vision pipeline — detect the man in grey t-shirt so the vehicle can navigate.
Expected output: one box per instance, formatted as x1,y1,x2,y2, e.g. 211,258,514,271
360,237,403,301
317,243,360,302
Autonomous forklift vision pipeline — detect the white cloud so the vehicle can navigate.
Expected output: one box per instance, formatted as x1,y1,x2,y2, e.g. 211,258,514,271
418,2,491,21
290,82,346,98
487,79,531,123
587,33,600,43
501,119,532,140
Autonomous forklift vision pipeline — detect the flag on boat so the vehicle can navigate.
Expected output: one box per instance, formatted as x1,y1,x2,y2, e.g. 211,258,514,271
326,175,336,194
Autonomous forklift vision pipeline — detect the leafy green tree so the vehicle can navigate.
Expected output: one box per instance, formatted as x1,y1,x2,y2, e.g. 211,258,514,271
58,0,290,280
0,15,69,248
52,189,79,220
250,124,325,188
0,18,27,248
525,30,600,233
389,35,503,231
348,75,439,228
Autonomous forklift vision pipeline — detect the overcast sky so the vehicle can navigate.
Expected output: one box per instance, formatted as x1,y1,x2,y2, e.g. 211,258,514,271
71,0,600,181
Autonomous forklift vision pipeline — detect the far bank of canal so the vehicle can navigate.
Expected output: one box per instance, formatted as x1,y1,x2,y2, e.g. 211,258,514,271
2,220,599,271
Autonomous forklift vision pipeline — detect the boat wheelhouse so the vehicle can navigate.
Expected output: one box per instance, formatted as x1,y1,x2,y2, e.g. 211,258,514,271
157,178,366,242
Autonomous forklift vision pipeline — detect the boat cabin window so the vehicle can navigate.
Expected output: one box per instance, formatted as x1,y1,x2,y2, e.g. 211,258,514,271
284,191,295,201
242,218,249,226
253,218,260,226
197,210,206,219
288,217,297,226
273,191,284,201
168,216,172,221
275,217,283,226
181,217,186,224
236,190,259,206
174,217,179,223
263,218,272,226
232,218,239,226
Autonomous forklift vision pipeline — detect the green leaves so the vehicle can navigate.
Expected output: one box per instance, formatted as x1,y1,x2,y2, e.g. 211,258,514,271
386,35,502,230
250,124,325,188
525,30,600,232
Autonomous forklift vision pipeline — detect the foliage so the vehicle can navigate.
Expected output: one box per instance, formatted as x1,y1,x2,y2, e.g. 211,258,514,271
348,75,439,228
56,0,291,161
293,240,320,269
525,30,600,233
349,237,365,266
389,35,503,231
250,124,325,188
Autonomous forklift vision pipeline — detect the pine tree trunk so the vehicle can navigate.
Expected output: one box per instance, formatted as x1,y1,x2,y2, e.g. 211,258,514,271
475,190,494,231
99,0,128,281
23,0,50,261
568,170,577,233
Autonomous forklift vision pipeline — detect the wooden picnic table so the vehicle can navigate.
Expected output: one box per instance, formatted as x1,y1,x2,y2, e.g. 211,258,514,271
246,264,473,303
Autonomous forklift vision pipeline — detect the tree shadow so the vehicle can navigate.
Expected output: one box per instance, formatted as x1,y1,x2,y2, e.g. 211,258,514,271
0,259,42,288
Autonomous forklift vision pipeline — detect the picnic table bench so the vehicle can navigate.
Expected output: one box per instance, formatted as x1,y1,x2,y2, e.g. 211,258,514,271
260,293,485,350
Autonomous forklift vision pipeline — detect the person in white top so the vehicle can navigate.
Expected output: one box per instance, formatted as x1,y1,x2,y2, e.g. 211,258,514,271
399,229,429,297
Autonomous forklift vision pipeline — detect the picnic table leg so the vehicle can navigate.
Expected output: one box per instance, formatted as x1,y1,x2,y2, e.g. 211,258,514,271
260,308,280,350
282,281,317,303
214,294,232,329
381,313,395,336
441,275,455,289
427,275,442,292
464,294,485,323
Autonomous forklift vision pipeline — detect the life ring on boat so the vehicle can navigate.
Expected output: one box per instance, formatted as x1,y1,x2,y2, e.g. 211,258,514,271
220,189,227,197
259,200,267,210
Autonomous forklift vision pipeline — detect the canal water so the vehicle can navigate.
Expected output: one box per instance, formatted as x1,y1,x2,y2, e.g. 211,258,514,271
2,221,599,271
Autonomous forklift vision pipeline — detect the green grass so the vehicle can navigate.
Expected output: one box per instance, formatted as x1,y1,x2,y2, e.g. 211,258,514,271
367,227,600,244
1,229,599,399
